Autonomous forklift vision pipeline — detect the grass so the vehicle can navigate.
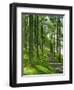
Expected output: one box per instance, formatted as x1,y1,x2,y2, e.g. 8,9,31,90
23,64,55,75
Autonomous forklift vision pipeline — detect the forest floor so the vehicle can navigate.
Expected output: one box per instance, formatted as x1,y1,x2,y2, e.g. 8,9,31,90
23,53,63,75
23,61,63,75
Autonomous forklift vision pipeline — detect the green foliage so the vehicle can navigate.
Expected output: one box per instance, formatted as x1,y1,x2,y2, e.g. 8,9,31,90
22,14,63,75
55,53,63,63
23,65,55,75
35,65,54,74
23,66,38,75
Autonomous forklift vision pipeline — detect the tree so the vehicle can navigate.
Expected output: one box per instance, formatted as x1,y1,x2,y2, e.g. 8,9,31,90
29,15,33,66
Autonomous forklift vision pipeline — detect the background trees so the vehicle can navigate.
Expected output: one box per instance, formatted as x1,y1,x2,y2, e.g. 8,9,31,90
22,14,63,75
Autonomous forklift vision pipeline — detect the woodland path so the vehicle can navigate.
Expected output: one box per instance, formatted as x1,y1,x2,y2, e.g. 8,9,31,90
48,53,63,73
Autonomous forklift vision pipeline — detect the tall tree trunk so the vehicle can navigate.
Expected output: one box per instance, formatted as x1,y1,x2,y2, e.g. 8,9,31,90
29,15,33,66
41,24,44,56
36,15,39,57
54,30,55,57
57,17,59,54
57,16,61,62
58,16,61,62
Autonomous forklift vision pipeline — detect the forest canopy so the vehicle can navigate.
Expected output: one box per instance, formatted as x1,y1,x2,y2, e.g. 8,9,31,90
22,14,63,75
